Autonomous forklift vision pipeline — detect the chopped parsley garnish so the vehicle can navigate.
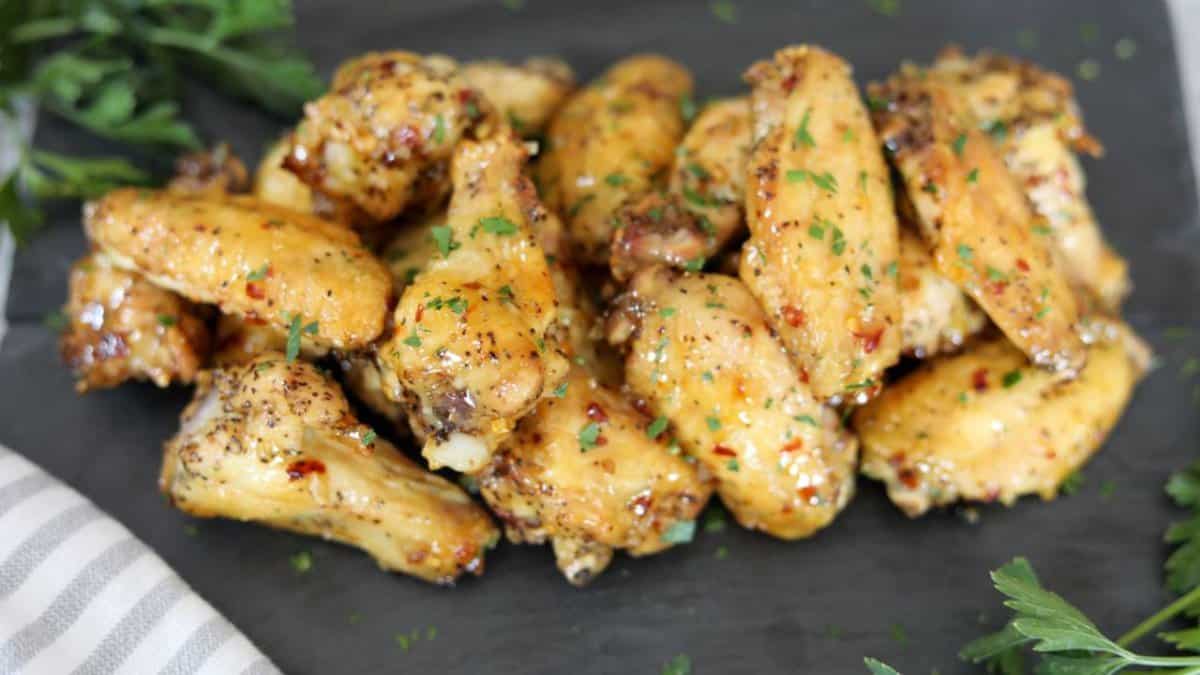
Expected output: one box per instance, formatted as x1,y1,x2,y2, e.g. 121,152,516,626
726,458,740,472
952,132,967,156
578,422,601,451
702,371,714,383
709,0,737,24
446,297,468,314
1060,471,1084,495
683,256,706,273
567,194,594,218
787,169,838,193
403,331,422,348
885,261,898,278
956,243,974,262
679,94,697,123
687,162,710,180
156,314,177,327
246,263,269,281
867,0,900,17
431,114,446,144
659,307,677,318
552,382,568,398
431,225,459,258
983,119,1008,142
660,520,696,544
283,313,317,362
794,414,818,426
498,285,515,303
682,186,714,208
861,264,873,280
647,415,670,439
706,416,721,431
809,222,825,240
290,551,313,574
1031,224,1053,236
846,378,875,390
361,429,377,446
604,172,629,187
794,108,816,148
830,227,847,255
479,216,518,236
1002,369,1023,388
43,310,68,332
703,507,726,533
967,168,979,184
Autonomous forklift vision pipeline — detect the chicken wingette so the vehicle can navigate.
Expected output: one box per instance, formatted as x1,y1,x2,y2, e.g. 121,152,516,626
285,51,494,224
461,58,575,137
161,353,498,584
375,133,568,473
478,366,712,585
741,46,902,401
897,225,987,357
84,188,392,350
854,323,1150,516
930,48,1129,310
608,267,857,539
869,65,1086,375
537,55,693,263
610,97,752,280
478,202,709,584
60,252,210,392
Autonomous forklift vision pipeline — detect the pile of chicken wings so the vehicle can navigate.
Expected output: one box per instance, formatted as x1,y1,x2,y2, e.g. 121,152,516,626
58,45,1149,586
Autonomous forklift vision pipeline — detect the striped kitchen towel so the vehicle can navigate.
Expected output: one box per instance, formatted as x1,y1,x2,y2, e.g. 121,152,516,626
0,445,279,675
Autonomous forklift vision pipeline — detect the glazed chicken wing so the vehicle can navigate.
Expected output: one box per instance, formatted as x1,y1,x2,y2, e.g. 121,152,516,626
285,51,494,224
84,188,391,350
740,46,902,401
537,55,693,263
478,366,712,585
461,58,575,137
254,135,364,225
161,353,498,585
375,134,568,473
869,66,1086,375
60,252,210,392
897,225,987,357
930,49,1129,309
608,267,857,539
854,324,1149,516
610,97,752,280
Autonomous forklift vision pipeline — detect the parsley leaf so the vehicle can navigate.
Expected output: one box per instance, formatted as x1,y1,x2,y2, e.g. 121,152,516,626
660,520,695,544
647,415,669,439
794,108,816,148
479,216,518,235
430,225,459,258
578,422,601,451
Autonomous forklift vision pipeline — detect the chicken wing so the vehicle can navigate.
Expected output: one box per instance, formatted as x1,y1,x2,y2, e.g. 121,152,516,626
167,144,248,197
740,46,902,401
854,324,1150,516
161,353,498,584
930,49,1129,309
608,267,857,539
461,58,575,137
60,252,210,392
375,134,569,473
869,65,1086,375
285,51,495,224
897,225,987,357
254,135,364,225
537,55,693,263
84,188,392,350
610,97,752,280
478,366,712,585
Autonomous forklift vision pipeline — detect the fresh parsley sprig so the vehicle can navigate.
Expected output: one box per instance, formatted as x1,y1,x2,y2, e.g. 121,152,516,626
0,0,322,243
954,460,1200,675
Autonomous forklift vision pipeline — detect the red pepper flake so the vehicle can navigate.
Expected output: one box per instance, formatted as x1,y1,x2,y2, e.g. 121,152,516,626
245,282,266,300
782,74,800,92
898,468,920,489
853,326,885,354
988,280,1009,296
586,402,608,422
984,487,1001,502
595,435,608,447
457,88,474,104
799,368,810,384
798,485,819,502
463,281,482,290
971,367,989,391
415,304,425,322
1016,258,1031,272
888,452,907,468
286,459,326,481
630,493,653,515
782,439,805,453
713,445,738,457
392,125,422,151
782,304,806,327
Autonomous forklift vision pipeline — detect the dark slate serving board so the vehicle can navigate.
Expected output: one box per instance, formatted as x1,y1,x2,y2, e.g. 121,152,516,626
2,1,1198,672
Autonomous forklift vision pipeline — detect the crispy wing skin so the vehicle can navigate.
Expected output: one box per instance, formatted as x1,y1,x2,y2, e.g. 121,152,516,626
84,188,391,350
478,367,712,585
167,144,248,196
610,98,752,280
60,252,210,392
854,324,1150,516
537,55,692,263
285,52,493,223
931,49,1128,309
869,67,1086,375
461,58,575,137
608,268,857,539
161,354,498,584
897,225,987,357
376,134,568,473
741,46,902,401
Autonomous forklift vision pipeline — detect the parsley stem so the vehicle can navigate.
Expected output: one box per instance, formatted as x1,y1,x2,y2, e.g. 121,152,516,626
1117,583,1200,648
